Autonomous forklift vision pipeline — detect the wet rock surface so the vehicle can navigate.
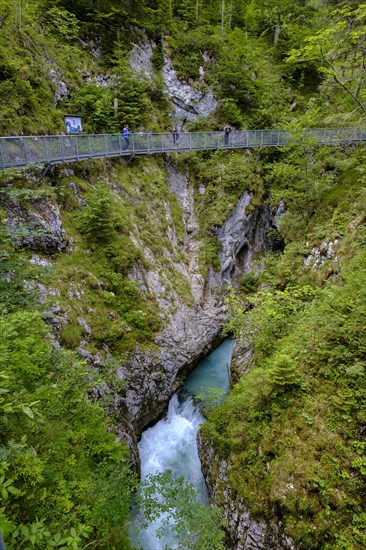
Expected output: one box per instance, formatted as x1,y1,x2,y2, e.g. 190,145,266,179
118,305,224,434
215,192,275,285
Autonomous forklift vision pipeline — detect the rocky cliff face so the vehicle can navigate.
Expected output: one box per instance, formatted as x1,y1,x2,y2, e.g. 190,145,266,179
129,38,217,125
5,194,70,253
118,307,223,434
197,430,295,550
162,55,217,123
2,161,276,464
117,165,276,434
204,192,275,306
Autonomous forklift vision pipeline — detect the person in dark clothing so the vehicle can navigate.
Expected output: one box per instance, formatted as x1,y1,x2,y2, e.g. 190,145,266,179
122,124,130,149
224,125,232,145
172,126,179,146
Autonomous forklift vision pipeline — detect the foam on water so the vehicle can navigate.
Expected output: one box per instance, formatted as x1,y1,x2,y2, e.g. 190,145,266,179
134,339,235,549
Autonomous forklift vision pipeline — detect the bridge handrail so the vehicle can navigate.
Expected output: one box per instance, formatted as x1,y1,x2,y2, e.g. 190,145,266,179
0,127,365,170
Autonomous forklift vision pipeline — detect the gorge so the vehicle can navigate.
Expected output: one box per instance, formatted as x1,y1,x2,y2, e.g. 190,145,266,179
1,1,366,548
1,152,280,545
135,339,235,549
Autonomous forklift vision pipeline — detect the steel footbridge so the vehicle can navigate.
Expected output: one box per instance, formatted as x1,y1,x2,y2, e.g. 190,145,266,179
1,127,365,171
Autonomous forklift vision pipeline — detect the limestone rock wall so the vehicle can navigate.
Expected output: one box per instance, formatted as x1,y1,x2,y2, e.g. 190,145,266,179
129,37,217,125
116,165,277,437
197,431,296,550
2,162,277,466
5,195,70,253
162,55,217,123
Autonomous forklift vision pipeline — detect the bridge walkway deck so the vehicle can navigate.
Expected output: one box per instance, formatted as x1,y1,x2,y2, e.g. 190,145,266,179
1,128,365,170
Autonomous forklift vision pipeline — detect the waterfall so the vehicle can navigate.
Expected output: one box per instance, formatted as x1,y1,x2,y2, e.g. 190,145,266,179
134,339,235,549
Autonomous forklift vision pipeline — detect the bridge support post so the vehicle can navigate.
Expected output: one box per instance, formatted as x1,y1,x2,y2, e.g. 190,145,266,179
80,158,93,177
41,163,53,177
22,137,28,164
59,136,65,162
74,136,79,160
124,154,135,166
0,139,5,170
44,137,50,163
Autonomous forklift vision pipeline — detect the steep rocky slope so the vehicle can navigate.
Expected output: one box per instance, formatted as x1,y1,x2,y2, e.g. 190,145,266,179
1,153,277,467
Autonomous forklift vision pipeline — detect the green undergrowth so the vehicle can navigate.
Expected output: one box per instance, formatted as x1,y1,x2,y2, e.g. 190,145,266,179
0,197,136,549
0,2,171,137
204,250,366,549
0,3,91,135
203,143,366,549
43,156,196,359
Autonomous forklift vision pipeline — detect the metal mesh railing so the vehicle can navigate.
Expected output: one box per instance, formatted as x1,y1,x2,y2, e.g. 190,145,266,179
0,128,365,170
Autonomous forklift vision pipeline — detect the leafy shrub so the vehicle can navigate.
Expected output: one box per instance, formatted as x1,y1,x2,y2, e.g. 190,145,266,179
1,311,135,548
79,184,117,242
41,7,80,41
136,470,227,550
67,84,117,134
215,98,245,127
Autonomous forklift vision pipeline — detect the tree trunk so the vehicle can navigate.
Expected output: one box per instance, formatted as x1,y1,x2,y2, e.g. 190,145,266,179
274,9,280,44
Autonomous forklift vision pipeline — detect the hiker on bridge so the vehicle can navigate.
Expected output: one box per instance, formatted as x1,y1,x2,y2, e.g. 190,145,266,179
122,124,130,149
224,125,232,145
172,126,179,146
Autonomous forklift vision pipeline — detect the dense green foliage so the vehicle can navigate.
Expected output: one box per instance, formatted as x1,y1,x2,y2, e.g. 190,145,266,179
2,0,366,135
0,228,136,548
135,471,227,549
1,0,366,548
203,143,366,548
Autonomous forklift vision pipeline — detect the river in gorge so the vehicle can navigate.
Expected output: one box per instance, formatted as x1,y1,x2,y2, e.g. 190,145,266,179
134,338,235,549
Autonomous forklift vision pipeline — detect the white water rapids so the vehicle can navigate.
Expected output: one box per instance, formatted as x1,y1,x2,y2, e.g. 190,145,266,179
134,339,235,549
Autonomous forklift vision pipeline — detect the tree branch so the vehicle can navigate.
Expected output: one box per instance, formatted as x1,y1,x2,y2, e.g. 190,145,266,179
320,45,366,114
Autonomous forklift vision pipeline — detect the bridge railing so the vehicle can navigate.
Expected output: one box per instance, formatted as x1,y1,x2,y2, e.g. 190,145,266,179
0,128,365,170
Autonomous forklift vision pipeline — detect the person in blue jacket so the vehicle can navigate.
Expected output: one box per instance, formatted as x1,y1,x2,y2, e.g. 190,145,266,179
122,124,130,149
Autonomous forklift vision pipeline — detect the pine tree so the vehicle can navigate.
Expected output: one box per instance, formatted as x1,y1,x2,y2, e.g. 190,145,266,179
113,52,150,130
269,354,303,391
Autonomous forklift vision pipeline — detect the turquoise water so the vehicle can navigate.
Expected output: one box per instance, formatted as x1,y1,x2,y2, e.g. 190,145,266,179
134,339,235,549
183,338,235,399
